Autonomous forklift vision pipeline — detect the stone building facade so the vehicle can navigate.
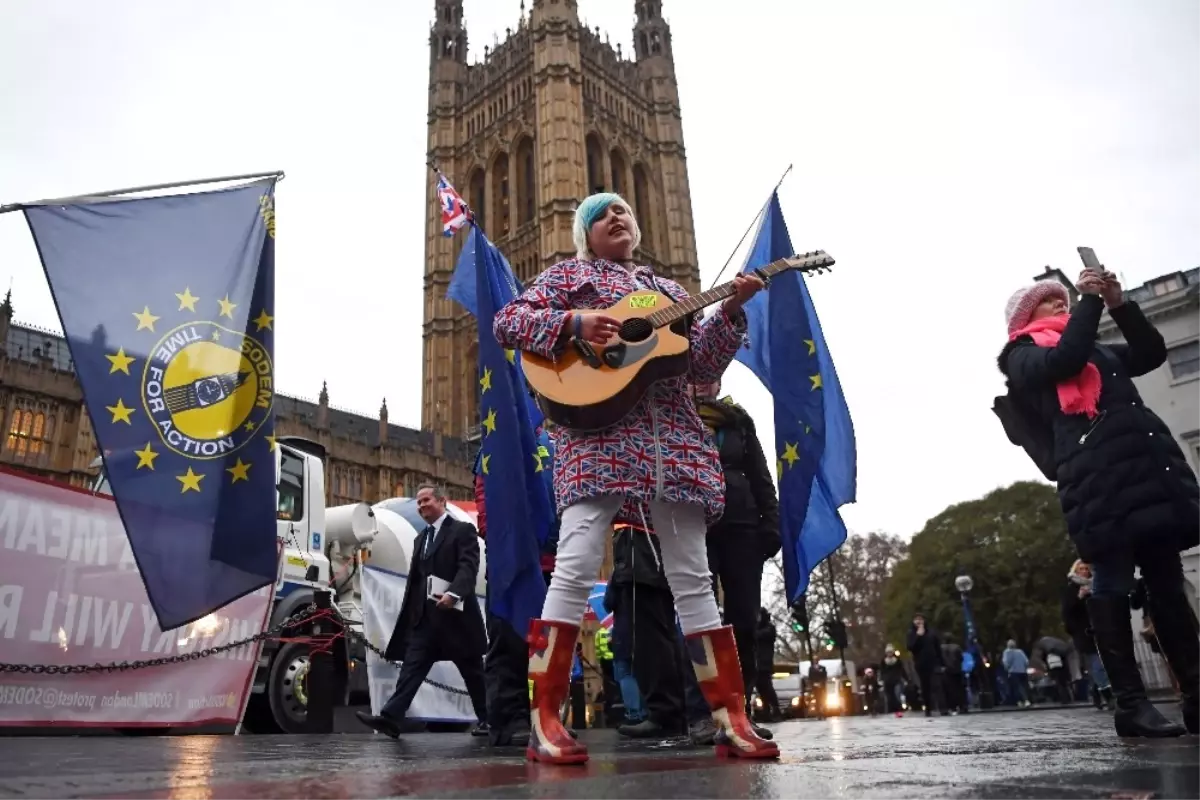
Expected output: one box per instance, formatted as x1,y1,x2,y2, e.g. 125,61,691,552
421,0,700,439
0,292,475,504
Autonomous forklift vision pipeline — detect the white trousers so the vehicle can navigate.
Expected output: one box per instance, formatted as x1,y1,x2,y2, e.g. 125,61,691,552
541,495,722,635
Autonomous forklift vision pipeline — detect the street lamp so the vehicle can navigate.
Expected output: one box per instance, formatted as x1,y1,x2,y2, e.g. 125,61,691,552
955,574,993,709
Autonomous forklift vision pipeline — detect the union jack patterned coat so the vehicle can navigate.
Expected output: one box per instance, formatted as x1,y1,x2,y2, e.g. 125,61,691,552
492,258,748,526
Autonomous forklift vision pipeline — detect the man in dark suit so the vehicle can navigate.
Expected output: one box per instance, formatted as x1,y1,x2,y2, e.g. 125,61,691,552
357,484,488,737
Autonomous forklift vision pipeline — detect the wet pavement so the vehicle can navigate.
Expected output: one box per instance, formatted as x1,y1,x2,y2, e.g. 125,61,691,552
1,707,1196,799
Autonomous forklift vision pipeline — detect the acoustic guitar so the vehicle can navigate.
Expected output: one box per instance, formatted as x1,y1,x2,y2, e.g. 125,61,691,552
522,251,835,431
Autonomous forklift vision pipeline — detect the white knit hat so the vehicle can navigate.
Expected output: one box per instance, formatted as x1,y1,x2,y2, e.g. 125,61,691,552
1004,280,1069,335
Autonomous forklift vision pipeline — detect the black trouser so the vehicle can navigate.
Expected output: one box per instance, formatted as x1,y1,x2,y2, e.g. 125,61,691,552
943,670,967,712
883,679,903,712
707,523,764,704
917,669,945,715
381,616,487,723
753,664,781,716
613,582,691,733
1048,667,1071,704
484,600,529,734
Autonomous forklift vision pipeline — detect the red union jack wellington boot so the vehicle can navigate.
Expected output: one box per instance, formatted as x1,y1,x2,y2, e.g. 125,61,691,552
686,625,780,759
526,619,588,765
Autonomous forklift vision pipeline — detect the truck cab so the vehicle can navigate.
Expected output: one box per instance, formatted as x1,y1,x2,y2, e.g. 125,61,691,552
88,436,354,733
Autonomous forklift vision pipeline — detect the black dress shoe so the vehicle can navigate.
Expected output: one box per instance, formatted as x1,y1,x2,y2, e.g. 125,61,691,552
470,721,490,737
618,719,666,738
355,710,401,739
489,720,531,747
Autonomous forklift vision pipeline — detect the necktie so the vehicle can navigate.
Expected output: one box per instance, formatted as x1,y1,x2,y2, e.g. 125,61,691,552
423,525,435,558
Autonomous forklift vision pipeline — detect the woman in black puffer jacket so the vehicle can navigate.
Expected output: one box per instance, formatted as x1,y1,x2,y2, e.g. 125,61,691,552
694,381,780,737
998,268,1198,739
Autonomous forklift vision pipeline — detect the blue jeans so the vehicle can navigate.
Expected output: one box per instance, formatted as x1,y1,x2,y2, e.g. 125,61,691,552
1007,673,1030,705
1087,652,1110,690
612,658,646,723
1090,543,1184,598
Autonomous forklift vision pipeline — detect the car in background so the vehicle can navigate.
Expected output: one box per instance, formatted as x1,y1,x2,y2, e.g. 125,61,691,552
751,663,803,720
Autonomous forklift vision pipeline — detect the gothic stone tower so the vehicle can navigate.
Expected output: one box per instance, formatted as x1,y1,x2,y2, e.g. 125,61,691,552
421,0,700,439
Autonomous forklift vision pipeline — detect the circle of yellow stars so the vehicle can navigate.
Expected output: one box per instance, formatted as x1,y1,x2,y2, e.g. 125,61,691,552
476,350,546,476
101,288,274,492
776,338,822,479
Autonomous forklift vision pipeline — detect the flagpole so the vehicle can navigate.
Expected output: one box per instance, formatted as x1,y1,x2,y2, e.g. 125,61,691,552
705,163,793,289
0,170,285,215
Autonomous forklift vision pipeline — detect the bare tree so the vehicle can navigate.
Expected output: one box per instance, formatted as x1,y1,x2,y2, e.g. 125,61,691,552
763,532,909,666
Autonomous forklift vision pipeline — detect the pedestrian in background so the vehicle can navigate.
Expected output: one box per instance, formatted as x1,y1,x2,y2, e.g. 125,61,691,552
906,613,946,717
998,268,1198,737
1061,560,1113,711
881,646,907,713
940,637,968,714
607,520,713,743
1002,640,1032,708
753,609,783,721
474,424,561,747
694,382,780,742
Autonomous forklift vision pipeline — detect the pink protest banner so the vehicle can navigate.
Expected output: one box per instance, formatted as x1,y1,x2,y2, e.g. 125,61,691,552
0,468,275,727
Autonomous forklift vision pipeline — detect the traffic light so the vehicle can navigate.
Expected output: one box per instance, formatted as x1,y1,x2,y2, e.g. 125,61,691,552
789,596,809,634
823,620,848,650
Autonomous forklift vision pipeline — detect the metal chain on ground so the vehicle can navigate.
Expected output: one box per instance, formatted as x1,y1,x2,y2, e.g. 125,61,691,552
0,603,321,675
346,621,470,697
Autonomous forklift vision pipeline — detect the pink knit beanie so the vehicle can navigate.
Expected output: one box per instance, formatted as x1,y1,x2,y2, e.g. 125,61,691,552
1004,280,1069,335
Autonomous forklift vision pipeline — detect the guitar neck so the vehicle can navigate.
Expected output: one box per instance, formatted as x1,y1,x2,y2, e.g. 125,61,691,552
645,255,801,328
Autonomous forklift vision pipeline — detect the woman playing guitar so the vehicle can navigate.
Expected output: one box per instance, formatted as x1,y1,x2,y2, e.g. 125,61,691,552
492,192,775,764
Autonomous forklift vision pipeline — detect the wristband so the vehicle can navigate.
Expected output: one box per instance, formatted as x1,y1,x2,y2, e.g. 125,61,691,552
573,313,583,339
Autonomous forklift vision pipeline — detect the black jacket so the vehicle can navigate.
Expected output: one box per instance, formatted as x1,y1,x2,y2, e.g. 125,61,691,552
385,516,486,662
755,611,777,667
941,642,964,674
998,295,1199,562
906,625,944,673
1061,580,1096,655
698,398,781,558
609,524,668,590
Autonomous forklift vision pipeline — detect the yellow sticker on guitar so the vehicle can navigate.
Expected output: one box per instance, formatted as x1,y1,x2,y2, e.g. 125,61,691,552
628,295,658,309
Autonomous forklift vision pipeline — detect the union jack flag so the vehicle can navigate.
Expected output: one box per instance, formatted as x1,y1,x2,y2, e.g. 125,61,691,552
436,172,473,237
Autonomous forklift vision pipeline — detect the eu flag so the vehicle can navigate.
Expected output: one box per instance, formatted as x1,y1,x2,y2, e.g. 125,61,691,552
735,192,856,602
446,231,544,430
24,180,280,630
459,226,553,628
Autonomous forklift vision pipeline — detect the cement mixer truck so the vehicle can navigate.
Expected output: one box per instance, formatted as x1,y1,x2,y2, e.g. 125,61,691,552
89,434,486,734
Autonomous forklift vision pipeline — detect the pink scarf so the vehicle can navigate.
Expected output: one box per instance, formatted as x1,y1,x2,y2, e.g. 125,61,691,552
1009,315,1101,419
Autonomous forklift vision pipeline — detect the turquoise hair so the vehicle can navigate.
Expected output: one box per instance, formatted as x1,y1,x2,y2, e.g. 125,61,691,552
572,192,641,261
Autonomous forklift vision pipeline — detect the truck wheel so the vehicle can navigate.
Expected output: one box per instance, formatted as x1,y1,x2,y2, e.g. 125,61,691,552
241,694,280,734
267,641,311,734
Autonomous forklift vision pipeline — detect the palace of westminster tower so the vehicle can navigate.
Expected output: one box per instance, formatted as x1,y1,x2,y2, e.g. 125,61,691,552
421,0,701,439
1,1,701,506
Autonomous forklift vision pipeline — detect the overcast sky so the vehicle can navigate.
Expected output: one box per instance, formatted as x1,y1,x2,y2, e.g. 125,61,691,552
1,0,1197,538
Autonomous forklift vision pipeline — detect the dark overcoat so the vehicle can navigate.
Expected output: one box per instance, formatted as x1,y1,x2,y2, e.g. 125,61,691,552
384,516,487,662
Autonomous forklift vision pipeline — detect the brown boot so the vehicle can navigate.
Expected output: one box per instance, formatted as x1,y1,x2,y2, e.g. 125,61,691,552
526,619,589,764
685,626,780,759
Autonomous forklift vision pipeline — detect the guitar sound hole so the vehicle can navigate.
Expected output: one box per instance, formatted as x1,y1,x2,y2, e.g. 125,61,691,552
620,318,652,343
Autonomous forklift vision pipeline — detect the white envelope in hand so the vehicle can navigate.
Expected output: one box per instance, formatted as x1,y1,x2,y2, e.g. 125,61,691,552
427,576,463,611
